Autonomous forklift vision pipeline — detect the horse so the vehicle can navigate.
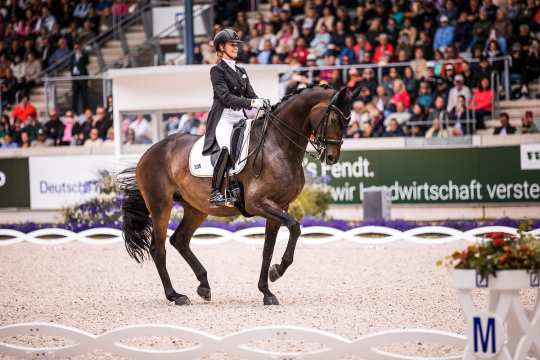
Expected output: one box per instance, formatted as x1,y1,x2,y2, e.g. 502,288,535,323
118,85,357,306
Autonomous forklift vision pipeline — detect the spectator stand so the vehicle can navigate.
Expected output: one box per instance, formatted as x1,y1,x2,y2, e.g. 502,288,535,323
279,56,510,140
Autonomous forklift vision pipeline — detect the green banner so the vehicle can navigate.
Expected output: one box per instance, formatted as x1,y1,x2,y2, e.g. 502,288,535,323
304,146,540,204
0,158,30,208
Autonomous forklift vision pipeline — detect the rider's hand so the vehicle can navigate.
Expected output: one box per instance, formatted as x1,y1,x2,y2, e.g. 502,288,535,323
262,98,271,108
251,98,265,109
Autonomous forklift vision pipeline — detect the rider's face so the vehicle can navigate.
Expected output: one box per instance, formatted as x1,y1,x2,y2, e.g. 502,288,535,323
222,42,239,59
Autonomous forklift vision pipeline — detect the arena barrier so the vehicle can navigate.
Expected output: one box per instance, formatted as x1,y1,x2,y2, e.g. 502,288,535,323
0,225,539,247
0,322,465,359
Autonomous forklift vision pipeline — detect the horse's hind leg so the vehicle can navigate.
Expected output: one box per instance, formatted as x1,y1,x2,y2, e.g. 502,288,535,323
148,196,191,305
169,205,211,301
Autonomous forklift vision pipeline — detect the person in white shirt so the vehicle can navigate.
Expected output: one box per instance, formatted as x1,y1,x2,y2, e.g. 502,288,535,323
446,74,471,112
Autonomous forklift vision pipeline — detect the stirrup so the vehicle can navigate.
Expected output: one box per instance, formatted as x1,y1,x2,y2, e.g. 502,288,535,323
209,190,237,208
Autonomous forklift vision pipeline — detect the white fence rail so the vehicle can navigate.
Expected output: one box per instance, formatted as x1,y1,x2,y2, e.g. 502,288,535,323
0,226,538,246
0,322,465,359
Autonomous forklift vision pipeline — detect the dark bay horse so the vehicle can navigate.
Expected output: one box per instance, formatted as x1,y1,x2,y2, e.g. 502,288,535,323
119,85,356,305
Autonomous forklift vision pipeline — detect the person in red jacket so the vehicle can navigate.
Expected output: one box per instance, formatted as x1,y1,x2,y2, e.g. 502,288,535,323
390,80,411,109
469,77,493,130
372,33,394,64
11,94,37,125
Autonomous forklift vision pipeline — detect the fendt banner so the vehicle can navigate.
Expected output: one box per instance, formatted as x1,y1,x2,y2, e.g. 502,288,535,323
0,158,30,208
304,145,540,204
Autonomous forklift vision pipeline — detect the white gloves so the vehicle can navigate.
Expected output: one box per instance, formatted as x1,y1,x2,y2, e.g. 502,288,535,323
251,98,271,109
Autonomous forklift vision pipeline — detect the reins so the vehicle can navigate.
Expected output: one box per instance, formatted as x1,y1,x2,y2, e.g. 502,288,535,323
236,92,350,178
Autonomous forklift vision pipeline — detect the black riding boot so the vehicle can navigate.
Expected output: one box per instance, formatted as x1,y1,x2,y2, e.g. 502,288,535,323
209,147,237,207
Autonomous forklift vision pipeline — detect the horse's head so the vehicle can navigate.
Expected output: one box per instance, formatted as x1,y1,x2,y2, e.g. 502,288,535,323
308,87,358,165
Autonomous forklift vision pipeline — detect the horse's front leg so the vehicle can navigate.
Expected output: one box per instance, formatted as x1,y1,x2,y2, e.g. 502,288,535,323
268,207,301,283
258,219,280,305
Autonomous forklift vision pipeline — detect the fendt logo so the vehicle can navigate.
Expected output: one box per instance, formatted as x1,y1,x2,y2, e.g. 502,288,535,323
0,171,6,187
521,144,540,170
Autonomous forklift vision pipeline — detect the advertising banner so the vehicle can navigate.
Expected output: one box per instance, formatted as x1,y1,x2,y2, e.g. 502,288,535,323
304,145,540,204
0,158,30,208
29,155,116,209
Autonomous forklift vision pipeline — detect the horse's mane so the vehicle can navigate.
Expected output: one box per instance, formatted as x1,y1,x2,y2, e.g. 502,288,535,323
270,83,331,112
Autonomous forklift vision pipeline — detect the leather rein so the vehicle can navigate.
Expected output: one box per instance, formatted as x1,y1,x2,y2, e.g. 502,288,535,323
238,95,350,177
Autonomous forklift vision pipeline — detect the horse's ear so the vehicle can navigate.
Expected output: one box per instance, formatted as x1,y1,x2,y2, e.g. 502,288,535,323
350,86,361,101
331,87,348,106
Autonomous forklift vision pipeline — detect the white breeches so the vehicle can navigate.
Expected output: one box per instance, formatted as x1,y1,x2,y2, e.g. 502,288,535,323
215,108,258,150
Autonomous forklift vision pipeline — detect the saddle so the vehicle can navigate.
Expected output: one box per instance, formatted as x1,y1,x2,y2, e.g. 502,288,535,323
189,118,253,177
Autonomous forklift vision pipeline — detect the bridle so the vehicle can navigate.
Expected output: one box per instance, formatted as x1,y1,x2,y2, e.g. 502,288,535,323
261,94,350,161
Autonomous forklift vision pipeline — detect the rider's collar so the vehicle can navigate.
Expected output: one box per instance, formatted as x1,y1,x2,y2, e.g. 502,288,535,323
222,58,236,70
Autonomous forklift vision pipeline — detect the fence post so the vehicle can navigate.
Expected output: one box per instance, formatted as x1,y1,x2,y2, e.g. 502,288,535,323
504,58,510,101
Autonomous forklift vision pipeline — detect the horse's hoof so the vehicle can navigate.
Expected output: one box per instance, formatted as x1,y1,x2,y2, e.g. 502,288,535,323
269,264,281,282
197,285,211,301
263,295,280,305
174,295,191,306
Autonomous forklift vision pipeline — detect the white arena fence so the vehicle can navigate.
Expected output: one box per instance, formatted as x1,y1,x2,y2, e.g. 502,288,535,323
0,225,539,246
0,322,466,360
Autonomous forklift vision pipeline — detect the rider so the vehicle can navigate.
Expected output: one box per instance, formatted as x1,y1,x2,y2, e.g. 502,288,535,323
204,28,269,207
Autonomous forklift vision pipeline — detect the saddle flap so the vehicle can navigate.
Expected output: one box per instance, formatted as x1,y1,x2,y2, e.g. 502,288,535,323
189,119,253,177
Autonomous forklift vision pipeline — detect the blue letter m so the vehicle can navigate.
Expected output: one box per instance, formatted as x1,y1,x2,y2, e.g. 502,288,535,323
473,317,496,353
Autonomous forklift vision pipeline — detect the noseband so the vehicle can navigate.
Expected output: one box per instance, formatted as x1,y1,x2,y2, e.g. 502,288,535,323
309,102,350,159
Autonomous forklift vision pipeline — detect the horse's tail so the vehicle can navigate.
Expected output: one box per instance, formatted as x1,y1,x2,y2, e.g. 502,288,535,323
117,167,152,263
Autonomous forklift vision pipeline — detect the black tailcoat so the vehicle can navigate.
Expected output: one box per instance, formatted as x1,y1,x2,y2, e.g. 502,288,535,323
203,60,257,155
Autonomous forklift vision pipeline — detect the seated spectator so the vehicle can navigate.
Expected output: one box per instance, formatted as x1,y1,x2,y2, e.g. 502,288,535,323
361,121,374,138
129,114,152,144
449,95,473,136
428,95,450,124
447,74,471,112
433,15,454,51
124,128,136,146
11,94,37,124
276,22,297,54
31,129,51,147
19,130,31,148
44,109,65,145
493,113,516,135
346,68,361,90
372,85,390,116
469,77,493,129
103,127,114,145
23,52,41,88
0,132,18,149
383,118,405,137
385,101,411,126
48,38,70,71
95,106,111,140
339,35,356,64
24,113,44,141
373,33,394,64
310,23,331,58
84,127,103,147
346,121,362,138
390,80,411,109
290,37,309,65
353,34,372,63
60,111,77,145
426,118,448,138
1,69,19,106
521,111,539,134
257,39,274,64
410,47,428,80
0,114,12,140
356,68,377,94
350,100,372,125
416,81,433,109
315,6,335,33
403,67,418,99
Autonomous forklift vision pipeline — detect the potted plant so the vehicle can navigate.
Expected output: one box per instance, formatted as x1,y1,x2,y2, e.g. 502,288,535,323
439,221,540,359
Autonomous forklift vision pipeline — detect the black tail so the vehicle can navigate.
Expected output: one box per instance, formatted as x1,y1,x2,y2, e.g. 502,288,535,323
117,167,152,263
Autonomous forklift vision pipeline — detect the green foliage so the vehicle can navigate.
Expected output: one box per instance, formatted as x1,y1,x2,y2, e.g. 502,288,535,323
438,219,540,280
289,177,333,221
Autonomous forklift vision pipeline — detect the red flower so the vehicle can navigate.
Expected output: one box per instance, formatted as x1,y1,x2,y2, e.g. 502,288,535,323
493,238,505,246
487,232,505,239
499,256,506,264
503,246,513,254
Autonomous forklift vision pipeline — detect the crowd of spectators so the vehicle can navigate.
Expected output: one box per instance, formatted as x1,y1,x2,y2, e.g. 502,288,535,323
2,0,540,149
203,0,540,138
0,0,141,111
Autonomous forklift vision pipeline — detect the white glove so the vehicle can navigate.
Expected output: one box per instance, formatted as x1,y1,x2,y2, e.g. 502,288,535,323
251,98,265,109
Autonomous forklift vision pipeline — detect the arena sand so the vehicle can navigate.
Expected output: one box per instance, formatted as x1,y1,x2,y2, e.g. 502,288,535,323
0,240,473,358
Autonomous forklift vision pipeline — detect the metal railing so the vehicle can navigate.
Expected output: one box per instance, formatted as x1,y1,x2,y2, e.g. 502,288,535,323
106,3,212,68
43,75,112,116
42,0,155,76
281,56,512,101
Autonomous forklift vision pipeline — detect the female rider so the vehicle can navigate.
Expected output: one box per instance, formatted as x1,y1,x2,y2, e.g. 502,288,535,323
203,28,269,207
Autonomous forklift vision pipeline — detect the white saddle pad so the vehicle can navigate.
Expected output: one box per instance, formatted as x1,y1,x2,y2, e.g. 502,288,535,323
189,119,253,177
